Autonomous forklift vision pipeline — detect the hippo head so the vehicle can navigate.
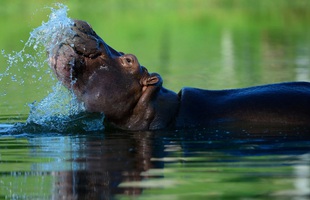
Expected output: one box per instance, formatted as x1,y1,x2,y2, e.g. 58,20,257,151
48,20,166,129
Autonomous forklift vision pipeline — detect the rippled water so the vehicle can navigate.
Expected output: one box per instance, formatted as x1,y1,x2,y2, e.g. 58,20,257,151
1,125,310,199
1,2,310,200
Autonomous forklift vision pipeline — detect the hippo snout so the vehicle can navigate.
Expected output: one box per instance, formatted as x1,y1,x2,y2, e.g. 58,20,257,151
48,20,108,88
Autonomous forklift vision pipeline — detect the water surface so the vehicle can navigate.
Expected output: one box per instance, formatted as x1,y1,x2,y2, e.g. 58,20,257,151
1,126,310,199
1,1,310,199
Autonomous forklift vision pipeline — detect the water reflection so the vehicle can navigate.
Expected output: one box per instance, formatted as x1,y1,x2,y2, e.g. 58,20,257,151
292,154,310,197
40,132,158,199
1,1,310,199
1,126,310,199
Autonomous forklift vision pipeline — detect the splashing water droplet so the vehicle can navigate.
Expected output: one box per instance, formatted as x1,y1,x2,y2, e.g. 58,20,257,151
1,3,74,83
26,82,104,132
2,3,105,132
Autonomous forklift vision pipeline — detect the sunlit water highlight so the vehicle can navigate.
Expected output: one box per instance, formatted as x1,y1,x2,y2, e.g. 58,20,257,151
1,4,105,132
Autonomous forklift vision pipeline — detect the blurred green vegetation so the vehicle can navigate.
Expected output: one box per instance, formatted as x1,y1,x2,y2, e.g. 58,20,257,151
0,1,309,198
0,0,310,119
134,154,293,199
0,137,54,198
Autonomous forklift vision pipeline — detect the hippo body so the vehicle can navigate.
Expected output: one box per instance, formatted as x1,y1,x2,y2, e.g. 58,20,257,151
48,20,310,131
175,82,310,129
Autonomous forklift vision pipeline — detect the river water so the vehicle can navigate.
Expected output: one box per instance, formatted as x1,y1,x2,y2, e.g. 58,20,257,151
1,125,310,199
1,2,310,200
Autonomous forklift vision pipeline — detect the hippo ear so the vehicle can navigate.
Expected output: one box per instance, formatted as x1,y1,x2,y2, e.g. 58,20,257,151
141,73,162,86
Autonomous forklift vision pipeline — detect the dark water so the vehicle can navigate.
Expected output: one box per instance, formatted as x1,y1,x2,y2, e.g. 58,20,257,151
1,124,310,199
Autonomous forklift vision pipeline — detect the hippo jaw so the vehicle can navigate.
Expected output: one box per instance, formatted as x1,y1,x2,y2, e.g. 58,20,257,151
48,20,169,130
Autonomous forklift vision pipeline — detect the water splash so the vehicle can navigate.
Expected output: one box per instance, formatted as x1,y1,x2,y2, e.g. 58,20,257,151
1,4,74,83
2,4,105,132
24,82,105,132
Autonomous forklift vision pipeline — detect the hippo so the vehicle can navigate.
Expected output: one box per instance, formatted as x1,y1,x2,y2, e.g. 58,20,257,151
49,20,310,131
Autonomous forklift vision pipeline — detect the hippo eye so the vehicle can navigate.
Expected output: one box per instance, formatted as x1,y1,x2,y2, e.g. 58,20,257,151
126,58,132,63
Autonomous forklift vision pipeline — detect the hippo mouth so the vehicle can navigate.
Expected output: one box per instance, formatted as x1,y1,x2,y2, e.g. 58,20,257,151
48,20,122,89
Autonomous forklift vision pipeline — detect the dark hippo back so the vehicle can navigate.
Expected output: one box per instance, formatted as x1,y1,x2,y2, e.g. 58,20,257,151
175,82,310,129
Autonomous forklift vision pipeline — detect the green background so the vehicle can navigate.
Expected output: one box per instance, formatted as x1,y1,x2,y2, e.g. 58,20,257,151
0,0,310,121
0,1,310,198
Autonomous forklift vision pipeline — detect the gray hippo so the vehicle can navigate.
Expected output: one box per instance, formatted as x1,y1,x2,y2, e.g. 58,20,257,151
49,20,310,131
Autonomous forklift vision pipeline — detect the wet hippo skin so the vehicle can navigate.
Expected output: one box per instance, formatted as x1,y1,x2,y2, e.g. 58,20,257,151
49,20,310,131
